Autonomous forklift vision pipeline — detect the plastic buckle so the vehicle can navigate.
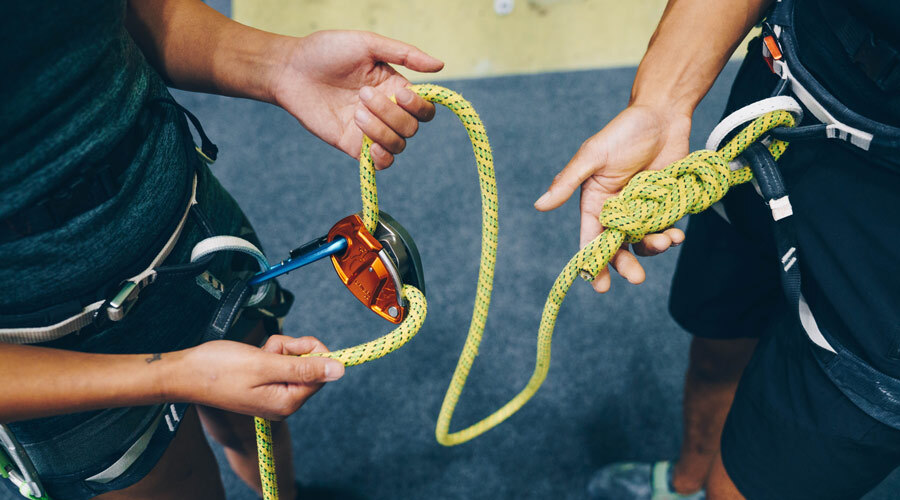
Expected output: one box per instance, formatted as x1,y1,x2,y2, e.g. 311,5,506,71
0,426,46,500
768,195,793,221
763,35,783,74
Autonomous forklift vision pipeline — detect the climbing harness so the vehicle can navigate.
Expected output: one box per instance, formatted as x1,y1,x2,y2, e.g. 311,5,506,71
763,0,900,159
743,0,900,433
0,84,799,500
6,3,900,494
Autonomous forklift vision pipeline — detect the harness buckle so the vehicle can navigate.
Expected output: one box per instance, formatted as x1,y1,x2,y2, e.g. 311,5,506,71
94,275,154,329
0,425,47,500
762,35,783,74
107,281,141,322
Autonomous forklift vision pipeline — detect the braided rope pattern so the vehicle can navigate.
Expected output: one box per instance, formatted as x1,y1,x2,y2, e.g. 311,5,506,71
256,86,795,498
255,417,278,499
310,285,427,366
360,137,379,233
256,288,426,500
434,105,794,445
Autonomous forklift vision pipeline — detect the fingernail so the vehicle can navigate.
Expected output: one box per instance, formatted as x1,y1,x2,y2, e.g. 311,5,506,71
396,88,414,105
324,362,345,381
534,191,551,208
360,86,375,101
355,108,369,124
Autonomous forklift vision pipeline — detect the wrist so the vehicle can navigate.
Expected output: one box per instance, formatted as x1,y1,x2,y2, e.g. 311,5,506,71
267,34,310,110
254,33,298,106
151,349,190,403
629,61,703,119
208,21,295,104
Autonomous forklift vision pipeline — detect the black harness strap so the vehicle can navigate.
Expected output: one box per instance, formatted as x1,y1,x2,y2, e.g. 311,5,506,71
818,0,900,94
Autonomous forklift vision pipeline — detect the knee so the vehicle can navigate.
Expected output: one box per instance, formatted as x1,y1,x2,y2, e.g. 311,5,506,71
198,407,258,453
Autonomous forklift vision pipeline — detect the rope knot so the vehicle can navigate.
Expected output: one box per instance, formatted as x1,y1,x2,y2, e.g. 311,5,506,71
598,149,731,244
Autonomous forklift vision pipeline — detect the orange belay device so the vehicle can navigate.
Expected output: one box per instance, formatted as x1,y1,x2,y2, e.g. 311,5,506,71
326,211,426,324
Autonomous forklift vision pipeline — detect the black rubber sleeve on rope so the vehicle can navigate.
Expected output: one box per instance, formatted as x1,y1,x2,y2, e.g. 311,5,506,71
742,142,787,201
770,124,828,142
741,142,803,307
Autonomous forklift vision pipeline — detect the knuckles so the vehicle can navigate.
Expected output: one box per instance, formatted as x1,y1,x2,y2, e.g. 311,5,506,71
401,119,419,138
293,360,325,384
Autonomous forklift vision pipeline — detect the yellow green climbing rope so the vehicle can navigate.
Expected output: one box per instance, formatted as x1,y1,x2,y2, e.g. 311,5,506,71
255,84,796,498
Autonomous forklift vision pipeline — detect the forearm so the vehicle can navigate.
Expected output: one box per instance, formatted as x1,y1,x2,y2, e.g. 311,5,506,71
631,0,774,115
0,343,183,422
125,0,291,103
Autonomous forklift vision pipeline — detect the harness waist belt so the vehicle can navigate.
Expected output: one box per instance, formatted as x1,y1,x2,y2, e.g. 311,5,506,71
0,174,198,344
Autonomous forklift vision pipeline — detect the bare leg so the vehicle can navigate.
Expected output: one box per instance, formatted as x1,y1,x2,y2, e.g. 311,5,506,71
671,337,757,494
707,452,746,500
94,406,226,500
198,405,296,498
197,319,297,499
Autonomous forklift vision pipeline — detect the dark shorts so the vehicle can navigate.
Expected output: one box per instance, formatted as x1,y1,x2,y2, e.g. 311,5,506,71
2,164,291,500
668,38,900,499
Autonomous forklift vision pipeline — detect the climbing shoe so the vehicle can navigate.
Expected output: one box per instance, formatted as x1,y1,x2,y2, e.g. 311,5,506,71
587,460,706,500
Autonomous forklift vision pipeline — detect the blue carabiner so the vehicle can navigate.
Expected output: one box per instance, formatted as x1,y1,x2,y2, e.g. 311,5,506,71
248,236,347,286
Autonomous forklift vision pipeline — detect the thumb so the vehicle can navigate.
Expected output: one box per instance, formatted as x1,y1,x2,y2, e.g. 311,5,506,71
366,33,444,73
534,141,607,211
273,356,345,384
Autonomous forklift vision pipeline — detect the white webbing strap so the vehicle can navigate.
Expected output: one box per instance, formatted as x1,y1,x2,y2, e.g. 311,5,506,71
84,405,167,485
799,295,836,353
771,59,874,150
190,235,272,307
705,96,803,223
0,175,199,344
705,96,804,158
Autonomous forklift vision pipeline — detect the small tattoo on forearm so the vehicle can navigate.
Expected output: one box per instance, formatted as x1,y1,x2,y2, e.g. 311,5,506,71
145,353,162,364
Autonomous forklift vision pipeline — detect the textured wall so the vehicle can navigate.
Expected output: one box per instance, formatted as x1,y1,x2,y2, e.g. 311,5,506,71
233,0,673,80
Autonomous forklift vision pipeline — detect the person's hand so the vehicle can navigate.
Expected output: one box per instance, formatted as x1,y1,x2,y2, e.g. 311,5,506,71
269,30,444,169
533,104,691,293
170,336,344,420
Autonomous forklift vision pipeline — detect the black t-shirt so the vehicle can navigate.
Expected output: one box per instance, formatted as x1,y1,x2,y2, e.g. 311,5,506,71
794,0,900,126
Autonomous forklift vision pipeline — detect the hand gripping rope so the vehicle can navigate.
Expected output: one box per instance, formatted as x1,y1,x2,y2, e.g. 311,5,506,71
253,85,797,499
